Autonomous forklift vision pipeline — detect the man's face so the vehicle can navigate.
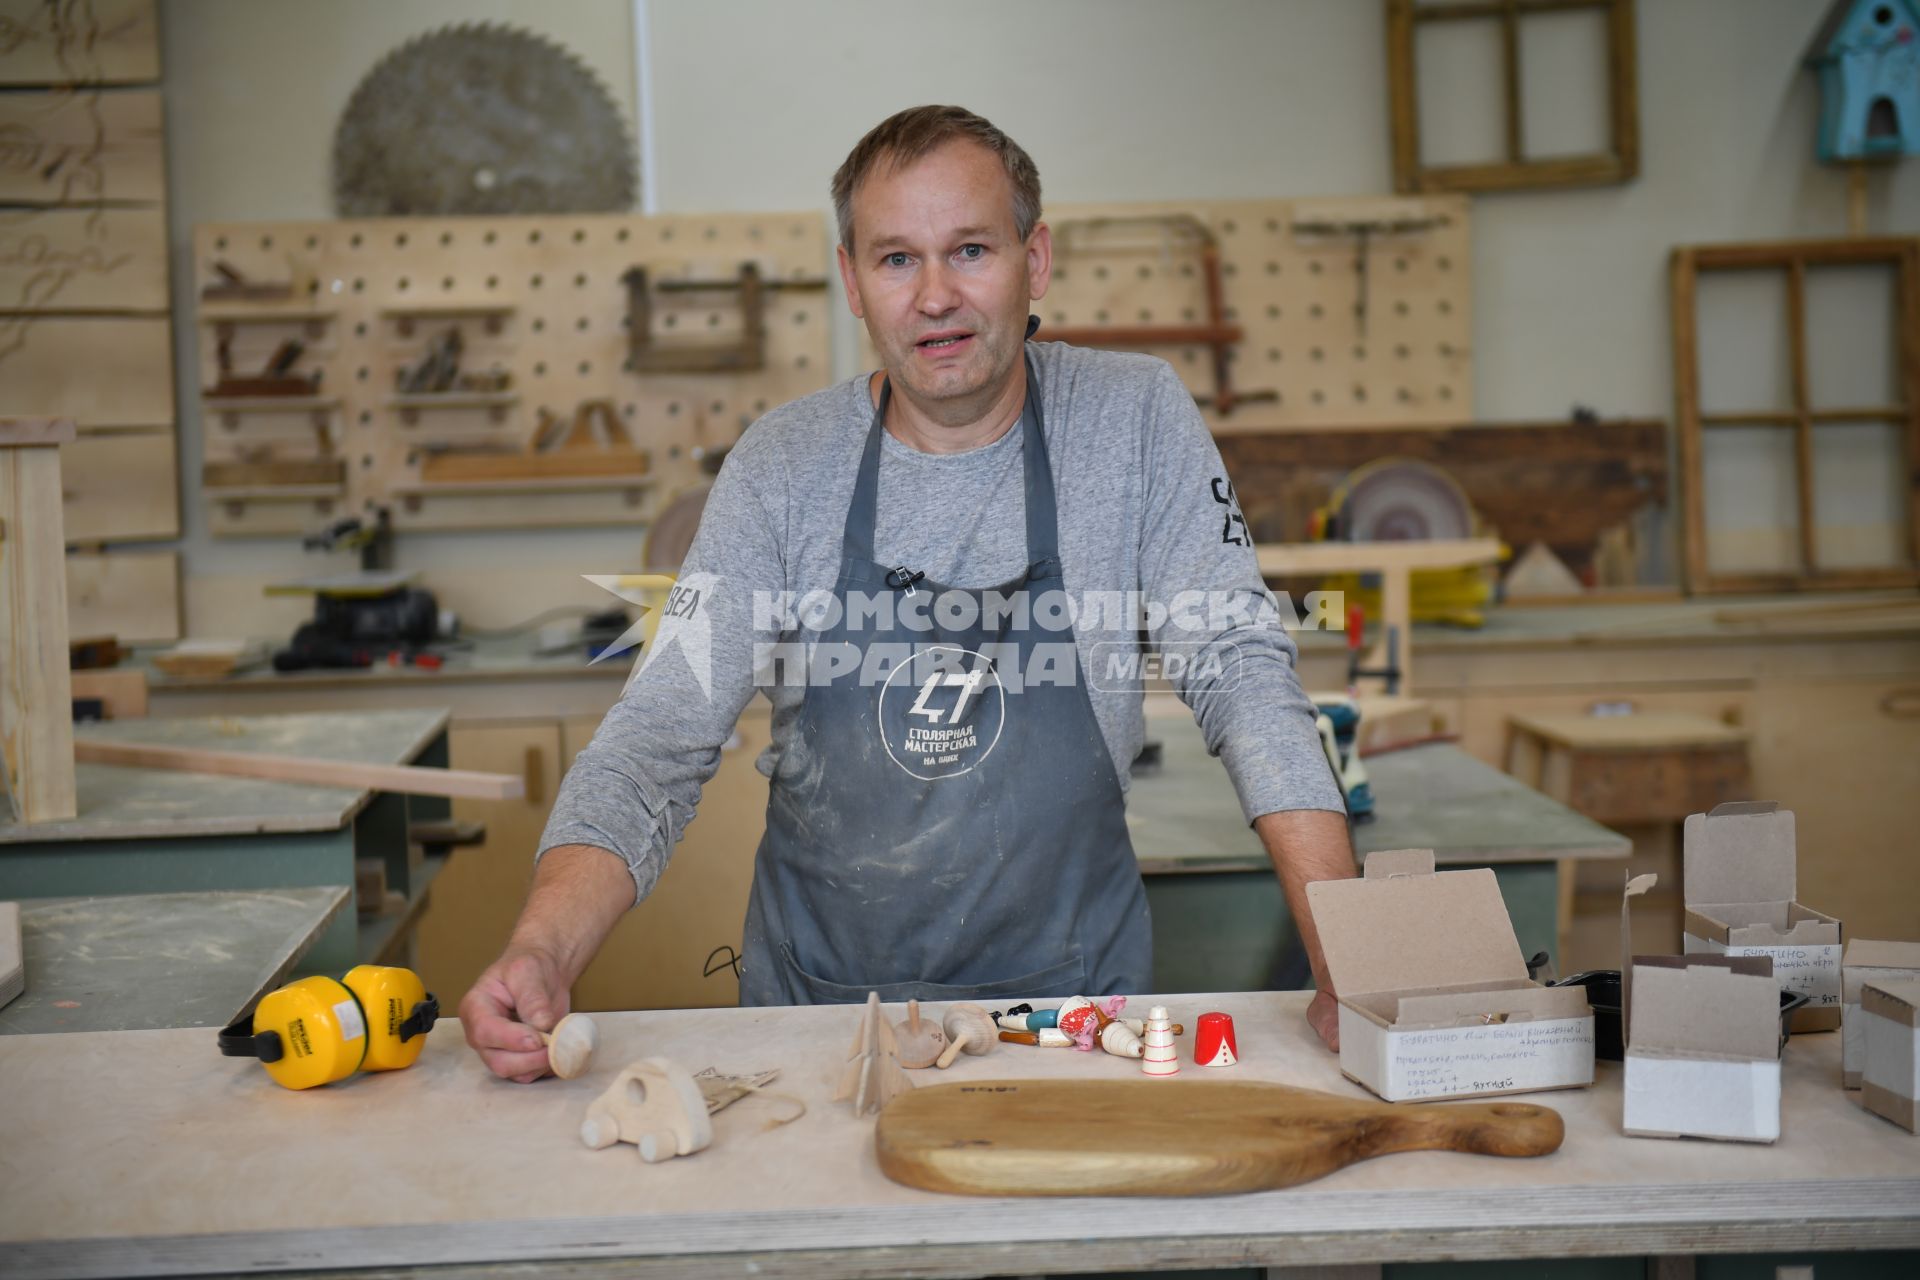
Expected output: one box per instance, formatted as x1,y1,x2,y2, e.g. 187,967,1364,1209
837,140,1050,422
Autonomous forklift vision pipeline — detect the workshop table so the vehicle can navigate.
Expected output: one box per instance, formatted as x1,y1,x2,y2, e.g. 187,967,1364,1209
1,991,1913,1279
0,886,349,1035
0,711,452,971
1126,713,1629,992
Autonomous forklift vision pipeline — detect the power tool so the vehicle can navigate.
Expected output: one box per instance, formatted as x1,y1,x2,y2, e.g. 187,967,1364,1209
1313,694,1374,823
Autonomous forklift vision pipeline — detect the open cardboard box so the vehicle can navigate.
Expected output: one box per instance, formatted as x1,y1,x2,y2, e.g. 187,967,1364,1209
1680,802,1841,1033
1843,940,1920,1089
1308,848,1594,1103
1859,977,1920,1133
1623,953,1783,1144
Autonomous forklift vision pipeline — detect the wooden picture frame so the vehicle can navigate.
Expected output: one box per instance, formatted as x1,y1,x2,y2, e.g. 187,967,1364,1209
1671,237,1920,593
1387,0,1639,194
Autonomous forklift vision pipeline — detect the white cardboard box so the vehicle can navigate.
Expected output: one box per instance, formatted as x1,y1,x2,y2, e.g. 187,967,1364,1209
1842,940,1920,1089
1307,848,1594,1103
1860,977,1920,1133
1623,954,1783,1144
1680,802,1841,1033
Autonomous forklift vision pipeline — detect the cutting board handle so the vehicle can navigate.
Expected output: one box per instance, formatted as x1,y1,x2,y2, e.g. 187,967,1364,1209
1397,1098,1565,1159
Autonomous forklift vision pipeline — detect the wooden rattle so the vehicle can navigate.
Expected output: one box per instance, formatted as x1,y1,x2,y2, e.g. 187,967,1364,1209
893,999,950,1069
579,1057,712,1162
934,1003,998,1068
539,1012,598,1079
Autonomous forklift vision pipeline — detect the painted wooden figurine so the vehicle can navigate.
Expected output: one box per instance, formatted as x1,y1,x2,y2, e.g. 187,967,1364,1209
1806,0,1920,161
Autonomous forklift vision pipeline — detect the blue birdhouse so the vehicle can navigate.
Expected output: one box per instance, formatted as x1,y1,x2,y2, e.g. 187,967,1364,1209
1806,0,1920,161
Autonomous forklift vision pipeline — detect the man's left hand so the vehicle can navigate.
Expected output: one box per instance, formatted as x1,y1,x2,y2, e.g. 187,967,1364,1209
1307,989,1340,1051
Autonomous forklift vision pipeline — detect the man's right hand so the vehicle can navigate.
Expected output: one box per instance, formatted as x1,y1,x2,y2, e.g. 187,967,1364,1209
460,947,570,1083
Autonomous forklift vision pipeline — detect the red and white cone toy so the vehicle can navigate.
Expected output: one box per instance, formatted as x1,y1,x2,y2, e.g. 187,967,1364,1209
1140,1005,1180,1077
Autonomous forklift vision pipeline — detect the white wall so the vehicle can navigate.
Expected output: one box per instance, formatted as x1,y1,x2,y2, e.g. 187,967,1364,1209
158,0,1918,632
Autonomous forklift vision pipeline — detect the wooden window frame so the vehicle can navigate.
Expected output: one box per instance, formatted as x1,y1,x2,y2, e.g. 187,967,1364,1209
1671,237,1920,594
1387,0,1639,194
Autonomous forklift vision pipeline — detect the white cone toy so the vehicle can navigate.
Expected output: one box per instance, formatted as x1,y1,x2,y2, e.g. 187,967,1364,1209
1140,1005,1180,1077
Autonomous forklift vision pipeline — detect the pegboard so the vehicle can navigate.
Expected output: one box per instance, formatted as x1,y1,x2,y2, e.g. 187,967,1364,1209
190,212,832,536
856,195,1472,433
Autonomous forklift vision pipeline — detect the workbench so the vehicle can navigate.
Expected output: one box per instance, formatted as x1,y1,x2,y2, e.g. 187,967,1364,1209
1127,712,1627,990
0,712,452,971
0,886,349,1035
1,991,1913,1279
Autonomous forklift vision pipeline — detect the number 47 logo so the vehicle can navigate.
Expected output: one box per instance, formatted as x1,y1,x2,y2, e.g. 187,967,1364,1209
908,660,990,724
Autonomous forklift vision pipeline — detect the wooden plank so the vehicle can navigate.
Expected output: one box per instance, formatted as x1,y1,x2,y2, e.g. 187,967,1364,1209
0,315,172,427
1500,1,1522,164
1506,710,1748,751
417,449,650,483
1900,242,1920,568
0,418,74,444
62,427,178,543
1687,237,1915,270
68,667,146,719
0,901,19,1009
0,206,167,312
1670,248,1709,593
72,738,526,803
0,0,159,85
0,709,451,845
0,88,163,204
1606,0,1639,180
0,442,77,822
1385,1,1421,194
65,548,179,643
1,995,1913,1278
1786,259,1816,571
0,888,350,1034
201,458,344,489
1256,537,1503,576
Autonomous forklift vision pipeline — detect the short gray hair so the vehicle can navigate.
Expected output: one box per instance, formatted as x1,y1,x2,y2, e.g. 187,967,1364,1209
830,105,1042,252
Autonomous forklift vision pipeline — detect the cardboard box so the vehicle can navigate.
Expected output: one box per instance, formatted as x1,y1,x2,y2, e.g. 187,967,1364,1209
1623,954,1783,1144
1842,939,1920,1089
1680,802,1841,1033
1859,977,1920,1133
1307,848,1594,1103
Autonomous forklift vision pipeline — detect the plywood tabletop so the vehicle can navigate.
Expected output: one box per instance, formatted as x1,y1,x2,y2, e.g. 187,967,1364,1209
0,887,349,1035
0,710,449,844
1,992,1912,1279
1508,710,1751,751
1127,713,1629,872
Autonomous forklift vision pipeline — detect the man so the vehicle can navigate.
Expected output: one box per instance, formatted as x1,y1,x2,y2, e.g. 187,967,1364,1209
462,106,1355,1082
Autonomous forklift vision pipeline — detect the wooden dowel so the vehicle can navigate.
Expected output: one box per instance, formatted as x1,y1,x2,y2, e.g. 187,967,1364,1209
73,739,525,801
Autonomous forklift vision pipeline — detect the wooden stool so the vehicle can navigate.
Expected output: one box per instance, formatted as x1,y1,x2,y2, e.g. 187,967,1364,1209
1504,711,1752,971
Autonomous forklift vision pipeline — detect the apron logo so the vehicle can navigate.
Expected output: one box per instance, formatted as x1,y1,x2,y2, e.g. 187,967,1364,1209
877,645,1006,780
1212,476,1249,547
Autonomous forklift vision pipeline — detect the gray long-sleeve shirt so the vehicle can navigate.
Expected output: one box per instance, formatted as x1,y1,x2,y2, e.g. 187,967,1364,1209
540,341,1344,902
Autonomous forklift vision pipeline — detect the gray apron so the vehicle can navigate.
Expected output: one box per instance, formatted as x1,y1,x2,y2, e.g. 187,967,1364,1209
738,346,1152,1005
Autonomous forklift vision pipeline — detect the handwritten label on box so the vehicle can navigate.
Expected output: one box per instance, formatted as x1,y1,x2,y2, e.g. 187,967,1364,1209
1384,1017,1594,1100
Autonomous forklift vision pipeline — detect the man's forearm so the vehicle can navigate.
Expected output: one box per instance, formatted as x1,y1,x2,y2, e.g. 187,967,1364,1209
507,845,636,987
1253,808,1357,992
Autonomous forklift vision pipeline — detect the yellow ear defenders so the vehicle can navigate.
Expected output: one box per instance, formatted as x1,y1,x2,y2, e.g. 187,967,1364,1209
218,965,440,1090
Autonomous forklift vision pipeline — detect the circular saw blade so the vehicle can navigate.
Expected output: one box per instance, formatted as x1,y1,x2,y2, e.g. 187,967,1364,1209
332,23,638,217
1336,458,1473,542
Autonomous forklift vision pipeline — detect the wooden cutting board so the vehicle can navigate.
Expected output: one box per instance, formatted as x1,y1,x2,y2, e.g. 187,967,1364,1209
876,1078,1565,1197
